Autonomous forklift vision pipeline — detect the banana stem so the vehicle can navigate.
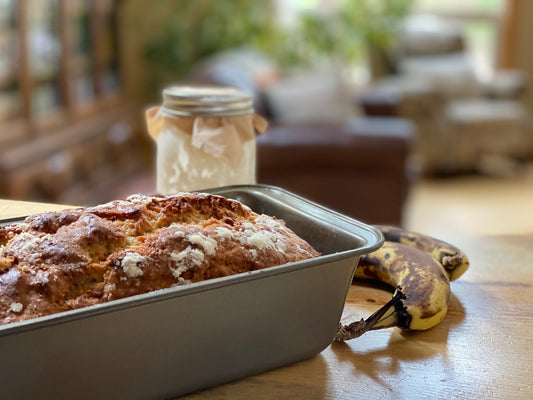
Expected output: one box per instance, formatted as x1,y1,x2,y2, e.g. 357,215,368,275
334,289,407,341
371,307,399,330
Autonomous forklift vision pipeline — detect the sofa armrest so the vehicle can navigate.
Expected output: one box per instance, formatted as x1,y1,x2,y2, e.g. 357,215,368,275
356,90,403,117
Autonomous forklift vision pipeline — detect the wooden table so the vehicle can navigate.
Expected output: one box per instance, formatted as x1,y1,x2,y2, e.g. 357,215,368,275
2,200,532,399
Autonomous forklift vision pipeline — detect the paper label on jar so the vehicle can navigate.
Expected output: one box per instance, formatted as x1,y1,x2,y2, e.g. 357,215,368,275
146,106,267,169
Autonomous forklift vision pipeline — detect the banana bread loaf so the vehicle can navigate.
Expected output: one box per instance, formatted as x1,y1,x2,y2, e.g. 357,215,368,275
0,193,320,325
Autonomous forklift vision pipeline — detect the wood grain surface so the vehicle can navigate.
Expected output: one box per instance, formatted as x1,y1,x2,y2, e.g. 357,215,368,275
2,200,532,399
0,198,76,220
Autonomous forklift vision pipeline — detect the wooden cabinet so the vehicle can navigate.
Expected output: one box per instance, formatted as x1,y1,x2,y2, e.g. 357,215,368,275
0,0,151,206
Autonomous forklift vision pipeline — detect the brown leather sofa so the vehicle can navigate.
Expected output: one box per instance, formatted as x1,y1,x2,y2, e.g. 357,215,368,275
257,117,414,226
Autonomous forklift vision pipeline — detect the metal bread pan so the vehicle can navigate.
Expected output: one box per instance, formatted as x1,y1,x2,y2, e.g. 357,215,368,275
0,184,383,399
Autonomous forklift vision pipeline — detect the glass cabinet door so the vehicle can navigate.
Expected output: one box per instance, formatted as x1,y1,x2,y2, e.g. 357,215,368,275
1,0,121,125
27,0,63,118
0,0,22,122
97,0,119,95
69,0,95,105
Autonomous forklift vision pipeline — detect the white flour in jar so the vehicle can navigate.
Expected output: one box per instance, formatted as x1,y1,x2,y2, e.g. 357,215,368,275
156,124,256,194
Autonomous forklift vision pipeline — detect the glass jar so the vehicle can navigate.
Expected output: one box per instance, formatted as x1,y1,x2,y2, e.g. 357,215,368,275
146,86,267,194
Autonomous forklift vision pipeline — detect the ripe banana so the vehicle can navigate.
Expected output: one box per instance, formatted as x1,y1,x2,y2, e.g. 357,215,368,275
374,225,469,281
335,241,451,341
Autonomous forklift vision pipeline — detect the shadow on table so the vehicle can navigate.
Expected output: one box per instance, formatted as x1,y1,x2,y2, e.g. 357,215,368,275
330,291,465,386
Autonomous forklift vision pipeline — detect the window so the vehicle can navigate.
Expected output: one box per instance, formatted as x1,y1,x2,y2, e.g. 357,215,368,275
413,0,507,79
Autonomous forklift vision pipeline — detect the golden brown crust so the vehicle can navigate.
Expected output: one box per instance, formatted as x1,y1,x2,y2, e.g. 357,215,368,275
0,193,320,325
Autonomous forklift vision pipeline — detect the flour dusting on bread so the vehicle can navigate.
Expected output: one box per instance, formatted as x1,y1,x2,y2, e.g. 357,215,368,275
0,193,320,325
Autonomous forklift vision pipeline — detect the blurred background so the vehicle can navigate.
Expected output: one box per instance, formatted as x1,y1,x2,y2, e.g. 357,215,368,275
1,0,532,237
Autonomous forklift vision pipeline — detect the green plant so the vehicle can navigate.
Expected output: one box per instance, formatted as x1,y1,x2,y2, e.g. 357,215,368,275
142,0,414,98
143,0,276,98
269,0,414,68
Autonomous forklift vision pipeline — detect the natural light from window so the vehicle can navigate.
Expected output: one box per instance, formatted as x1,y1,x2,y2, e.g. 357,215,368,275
413,0,507,79
276,0,507,83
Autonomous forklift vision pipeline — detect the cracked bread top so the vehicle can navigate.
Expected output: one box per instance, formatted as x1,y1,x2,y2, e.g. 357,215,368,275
0,193,320,325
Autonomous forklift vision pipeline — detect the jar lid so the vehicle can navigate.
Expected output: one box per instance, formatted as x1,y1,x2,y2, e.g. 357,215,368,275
161,86,254,116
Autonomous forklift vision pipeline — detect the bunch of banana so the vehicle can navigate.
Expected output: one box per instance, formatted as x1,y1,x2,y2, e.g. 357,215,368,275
335,225,469,341
375,225,470,282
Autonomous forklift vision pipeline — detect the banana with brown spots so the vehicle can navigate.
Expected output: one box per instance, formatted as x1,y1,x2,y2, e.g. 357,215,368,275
374,225,470,281
335,241,451,341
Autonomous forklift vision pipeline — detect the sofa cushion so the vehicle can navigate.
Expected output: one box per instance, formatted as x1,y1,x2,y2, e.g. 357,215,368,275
263,68,358,124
